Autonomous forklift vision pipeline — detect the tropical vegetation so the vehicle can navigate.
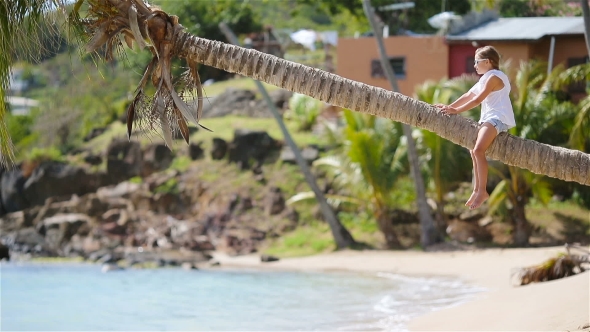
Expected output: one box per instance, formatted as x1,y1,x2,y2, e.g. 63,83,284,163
1,0,589,251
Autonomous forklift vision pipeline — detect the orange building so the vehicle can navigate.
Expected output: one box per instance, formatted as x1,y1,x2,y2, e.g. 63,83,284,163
337,16,586,98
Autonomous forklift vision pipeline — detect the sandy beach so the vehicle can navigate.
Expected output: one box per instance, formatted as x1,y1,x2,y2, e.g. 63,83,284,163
211,246,589,331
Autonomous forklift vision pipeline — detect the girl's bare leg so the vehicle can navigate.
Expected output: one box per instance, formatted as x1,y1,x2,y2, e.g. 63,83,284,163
469,123,498,209
466,150,478,206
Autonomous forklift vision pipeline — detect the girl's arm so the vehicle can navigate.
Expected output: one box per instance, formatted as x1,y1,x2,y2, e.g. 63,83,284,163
449,92,474,108
439,76,504,114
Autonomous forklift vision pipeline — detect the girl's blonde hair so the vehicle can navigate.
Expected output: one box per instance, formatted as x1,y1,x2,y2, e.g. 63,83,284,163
476,46,501,70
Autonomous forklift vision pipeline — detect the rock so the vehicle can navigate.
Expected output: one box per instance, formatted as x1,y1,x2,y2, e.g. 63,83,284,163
84,127,107,142
209,260,220,267
446,219,492,243
40,214,91,250
0,243,9,260
101,222,127,236
228,130,281,170
202,88,257,118
280,146,319,165
97,182,141,200
101,263,123,273
478,216,494,227
260,254,279,262
0,167,5,216
181,262,198,270
211,138,228,160
3,227,45,254
264,187,285,216
201,88,292,118
0,162,105,214
106,139,142,183
188,143,204,160
1,167,28,213
141,143,174,177
459,209,484,221
83,154,103,166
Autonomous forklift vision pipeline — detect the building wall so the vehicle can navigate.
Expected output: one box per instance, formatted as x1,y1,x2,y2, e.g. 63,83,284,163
449,42,532,77
448,43,478,78
336,36,449,96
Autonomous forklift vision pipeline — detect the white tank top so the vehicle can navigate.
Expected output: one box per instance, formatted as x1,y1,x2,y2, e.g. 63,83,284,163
468,69,516,127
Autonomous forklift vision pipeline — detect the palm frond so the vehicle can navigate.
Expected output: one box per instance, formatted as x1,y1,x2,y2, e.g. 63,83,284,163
0,0,66,168
570,95,590,151
513,252,588,286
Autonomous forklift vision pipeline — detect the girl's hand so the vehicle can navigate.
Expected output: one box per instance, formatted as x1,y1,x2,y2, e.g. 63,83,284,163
437,105,457,115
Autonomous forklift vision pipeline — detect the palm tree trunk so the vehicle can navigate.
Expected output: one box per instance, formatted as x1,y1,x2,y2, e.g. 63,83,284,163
581,0,590,56
173,33,590,186
361,0,440,247
376,207,402,249
219,23,356,249
511,200,531,246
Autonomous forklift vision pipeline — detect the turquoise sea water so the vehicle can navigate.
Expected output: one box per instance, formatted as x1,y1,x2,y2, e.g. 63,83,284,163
1,263,485,331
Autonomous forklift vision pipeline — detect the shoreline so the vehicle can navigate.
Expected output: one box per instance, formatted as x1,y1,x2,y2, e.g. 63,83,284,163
211,246,590,332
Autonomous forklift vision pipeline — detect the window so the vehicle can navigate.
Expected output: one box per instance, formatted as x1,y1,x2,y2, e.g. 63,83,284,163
567,57,589,94
371,57,406,79
465,56,476,74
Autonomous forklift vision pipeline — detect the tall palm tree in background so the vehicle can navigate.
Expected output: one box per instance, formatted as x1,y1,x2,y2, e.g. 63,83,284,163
1,0,589,188
362,0,439,247
414,77,476,228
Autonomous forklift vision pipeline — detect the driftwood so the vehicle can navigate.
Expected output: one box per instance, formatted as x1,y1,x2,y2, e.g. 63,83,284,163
512,243,589,286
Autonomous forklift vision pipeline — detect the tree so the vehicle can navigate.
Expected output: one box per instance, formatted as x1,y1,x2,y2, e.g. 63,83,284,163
581,0,590,56
362,0,439,247
1,0,590,189
306,109,409,248
488,60,582,245
414,77,475,227
295,0,471,34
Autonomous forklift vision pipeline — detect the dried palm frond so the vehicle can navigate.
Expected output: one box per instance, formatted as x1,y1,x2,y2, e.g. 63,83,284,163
73,0,211,148
512,244,589,286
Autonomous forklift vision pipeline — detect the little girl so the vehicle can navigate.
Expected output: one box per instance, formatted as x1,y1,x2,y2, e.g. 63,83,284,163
436,46,515,210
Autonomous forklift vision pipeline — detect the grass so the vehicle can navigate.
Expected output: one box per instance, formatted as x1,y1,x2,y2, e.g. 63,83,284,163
527,200,590,244
262,222,336,257
201,77,280,98
29,256,86,263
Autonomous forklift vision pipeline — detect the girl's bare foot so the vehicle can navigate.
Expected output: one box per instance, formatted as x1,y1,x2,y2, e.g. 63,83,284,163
465,191,477,207
469,192,490,210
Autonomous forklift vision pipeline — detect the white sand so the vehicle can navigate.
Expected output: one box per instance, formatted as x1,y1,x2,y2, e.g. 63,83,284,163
211,246,590,331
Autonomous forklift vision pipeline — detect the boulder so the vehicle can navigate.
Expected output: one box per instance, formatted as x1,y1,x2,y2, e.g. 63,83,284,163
446,219,492,243
202,88,257,118
1,167,28,213
279,145,319,165
141,143,174,177
264,187,285,216
228,130,281,170
0,243,9,260
261,254,279,262
188,143,204,160
83,127,107,142
40,214,91,252
30,163,102,205
106,139,142,183
83,154,103,166
202,88,292,118
211,138,228,160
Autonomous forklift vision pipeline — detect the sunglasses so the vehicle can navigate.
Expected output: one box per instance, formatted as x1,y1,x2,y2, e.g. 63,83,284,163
474,59,488,65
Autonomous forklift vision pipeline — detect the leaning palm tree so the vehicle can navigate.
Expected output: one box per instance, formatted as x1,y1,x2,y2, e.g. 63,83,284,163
1,0,590,187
